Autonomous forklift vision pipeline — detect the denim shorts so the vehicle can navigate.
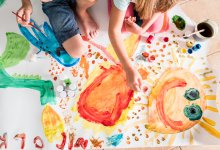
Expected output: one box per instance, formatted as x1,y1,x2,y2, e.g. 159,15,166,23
42,0,80,44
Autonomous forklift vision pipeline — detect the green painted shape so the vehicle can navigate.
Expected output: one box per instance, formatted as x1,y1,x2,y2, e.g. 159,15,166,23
0,0,5,7
172,15,186,31
0,64,56,105
184,88,200,101
184,104,203,121
12,73,42,80
0,32,30,68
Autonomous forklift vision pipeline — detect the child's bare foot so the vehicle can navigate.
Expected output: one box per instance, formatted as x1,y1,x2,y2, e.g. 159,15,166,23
76,9,99,40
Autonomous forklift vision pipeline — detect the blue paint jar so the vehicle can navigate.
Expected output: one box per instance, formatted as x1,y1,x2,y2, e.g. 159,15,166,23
188,49,193,54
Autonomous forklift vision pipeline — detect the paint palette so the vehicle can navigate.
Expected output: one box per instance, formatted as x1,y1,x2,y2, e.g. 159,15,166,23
0,2,220,150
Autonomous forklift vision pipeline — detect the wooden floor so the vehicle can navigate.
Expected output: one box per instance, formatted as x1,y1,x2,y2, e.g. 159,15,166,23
130,0,220,149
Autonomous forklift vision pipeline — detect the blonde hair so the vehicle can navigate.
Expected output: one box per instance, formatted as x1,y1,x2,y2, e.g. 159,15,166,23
135,0,180,19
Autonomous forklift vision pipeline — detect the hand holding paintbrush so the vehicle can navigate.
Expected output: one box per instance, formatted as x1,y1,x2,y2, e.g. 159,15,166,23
16,0,33,26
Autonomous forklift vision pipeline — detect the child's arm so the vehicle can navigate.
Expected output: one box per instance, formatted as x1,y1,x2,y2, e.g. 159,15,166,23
125,12,162,35
17,0,33,26
109,4,143,92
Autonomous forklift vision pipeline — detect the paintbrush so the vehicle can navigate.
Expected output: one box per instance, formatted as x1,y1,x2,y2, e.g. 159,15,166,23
183,29,205,39
12,11,43,32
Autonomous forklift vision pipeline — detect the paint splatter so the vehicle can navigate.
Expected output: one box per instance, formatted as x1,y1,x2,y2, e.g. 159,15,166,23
107,134,123,147
80,55,90,79
0,32,30,68
42,105,64,143
90,137,104,148
0,65,56,105
184,104,203,121
172,15,186,30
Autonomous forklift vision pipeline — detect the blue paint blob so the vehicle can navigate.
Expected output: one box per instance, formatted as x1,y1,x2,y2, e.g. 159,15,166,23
188,49,193,54
196,44,202,49
107,134,123,147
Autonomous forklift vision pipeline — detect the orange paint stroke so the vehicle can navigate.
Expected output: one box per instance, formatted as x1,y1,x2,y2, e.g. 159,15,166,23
156,78,187,130
138,68,149,80
80,55,90,79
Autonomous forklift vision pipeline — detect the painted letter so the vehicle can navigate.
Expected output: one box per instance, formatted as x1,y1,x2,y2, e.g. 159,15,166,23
14,133,26,149
56,132,66,150
34,136,44,149
0,133,7,149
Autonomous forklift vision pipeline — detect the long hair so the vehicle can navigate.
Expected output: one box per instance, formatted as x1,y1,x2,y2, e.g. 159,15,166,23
135,0,180,19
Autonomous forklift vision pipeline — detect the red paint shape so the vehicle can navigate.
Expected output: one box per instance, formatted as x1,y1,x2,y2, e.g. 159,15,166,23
146,35,154,44
149,55,156,62
74,138,88,149
14,133,26,149
82,140,88,149
156,78,187,130
0,133,7,149
56,132,67,150
142,52,149,58
78,65,133,126
34,136,44,149
74,138,84,148
163,37,169,42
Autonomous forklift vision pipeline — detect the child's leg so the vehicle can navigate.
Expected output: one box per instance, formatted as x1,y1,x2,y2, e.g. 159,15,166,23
75,0,99,40
42,0,85,58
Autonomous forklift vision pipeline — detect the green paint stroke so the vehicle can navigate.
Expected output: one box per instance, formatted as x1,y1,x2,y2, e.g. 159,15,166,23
0,0,5,7
0,64,56,105
184,104,203,121
12,73,42,80
184,88,200,101
0,32,30,68
172,15,186,31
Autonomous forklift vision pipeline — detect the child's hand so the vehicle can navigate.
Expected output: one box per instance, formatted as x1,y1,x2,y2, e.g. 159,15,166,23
17,1,33,27
125,16,142,35
125,67,143,92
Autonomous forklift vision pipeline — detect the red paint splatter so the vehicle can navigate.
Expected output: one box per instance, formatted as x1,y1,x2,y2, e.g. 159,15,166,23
54,77,57,81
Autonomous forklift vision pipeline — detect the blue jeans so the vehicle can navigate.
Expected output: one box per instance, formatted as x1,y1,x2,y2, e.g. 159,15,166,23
42,0,80,44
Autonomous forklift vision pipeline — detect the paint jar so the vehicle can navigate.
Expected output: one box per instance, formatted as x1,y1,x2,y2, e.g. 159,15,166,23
195,19,218,40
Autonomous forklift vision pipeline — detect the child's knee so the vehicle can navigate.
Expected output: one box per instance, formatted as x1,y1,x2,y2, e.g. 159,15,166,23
68,44,85,58
62,35,86,58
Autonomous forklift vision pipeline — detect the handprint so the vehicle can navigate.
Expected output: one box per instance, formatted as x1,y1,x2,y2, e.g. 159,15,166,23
18,19,80,67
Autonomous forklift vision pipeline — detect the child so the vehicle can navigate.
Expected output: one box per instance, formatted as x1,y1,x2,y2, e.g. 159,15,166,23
108,0,179,91
17,0,99,58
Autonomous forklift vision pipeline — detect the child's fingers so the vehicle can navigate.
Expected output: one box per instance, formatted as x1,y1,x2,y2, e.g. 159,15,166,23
17,9,24,24
125,19,133,25
24,10,31,26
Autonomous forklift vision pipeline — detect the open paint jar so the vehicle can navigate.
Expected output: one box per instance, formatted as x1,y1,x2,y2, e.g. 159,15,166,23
195,20,219,40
